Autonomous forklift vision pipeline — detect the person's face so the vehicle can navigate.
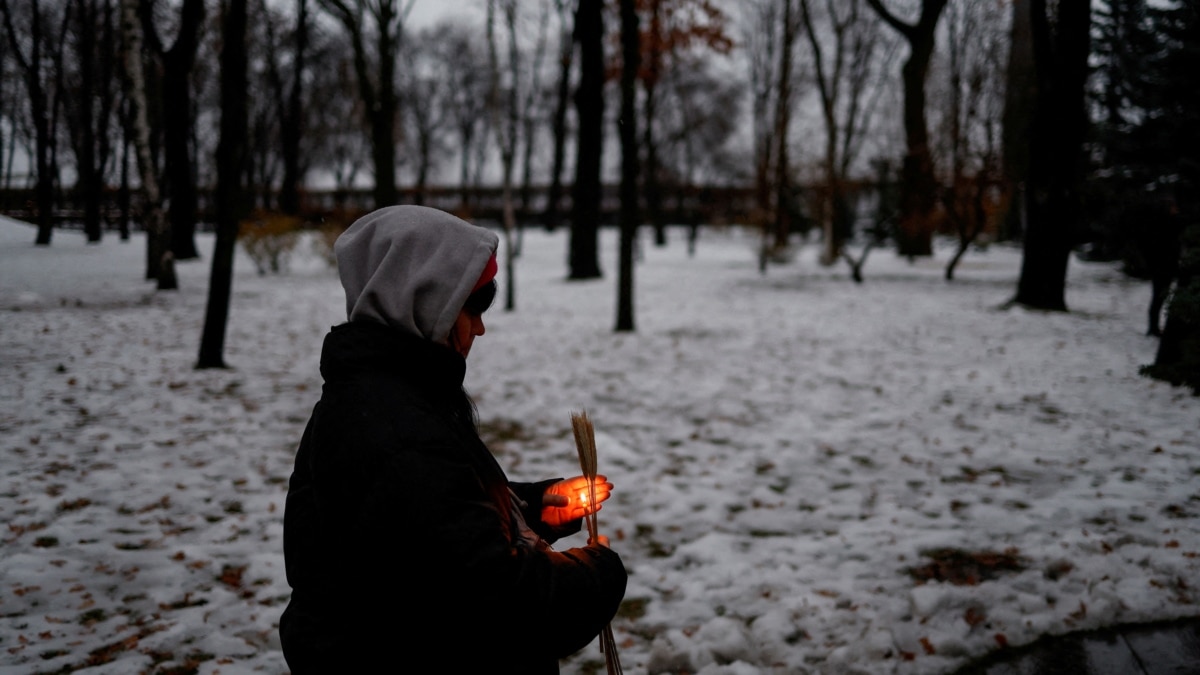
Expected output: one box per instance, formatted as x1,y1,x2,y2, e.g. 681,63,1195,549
449,308,486,357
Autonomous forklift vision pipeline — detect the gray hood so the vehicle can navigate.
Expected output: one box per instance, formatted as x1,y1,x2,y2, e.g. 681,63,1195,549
333,205,499,342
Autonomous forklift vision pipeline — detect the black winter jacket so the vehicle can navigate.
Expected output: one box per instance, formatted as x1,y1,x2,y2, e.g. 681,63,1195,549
280,322,627,674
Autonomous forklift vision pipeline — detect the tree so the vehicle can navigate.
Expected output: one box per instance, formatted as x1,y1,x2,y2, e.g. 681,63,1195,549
1141,0,1200,392
798,0,892,268
517,0,553,224
743,0,779,255
615,0,640,332
198,0,249,369
262,0,311,215
432,21,490,212
486,0,520,310
306,39,369,196
121,0,176,289
142,0,205,261
937,0,1006,281
1,0,66,246
318,0,413,210
769,0,798,265
637,0,733,247
1012,0,1090,311
401,27,450,205
1000,0,1033,242
865,0,949,257
569,0,603,280
63,0,119,244
544,0,576,231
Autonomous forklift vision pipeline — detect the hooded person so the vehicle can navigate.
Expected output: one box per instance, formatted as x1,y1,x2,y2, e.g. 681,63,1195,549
279,206,627,674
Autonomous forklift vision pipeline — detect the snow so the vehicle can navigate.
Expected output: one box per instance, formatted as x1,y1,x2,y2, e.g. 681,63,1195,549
1,214,1197,675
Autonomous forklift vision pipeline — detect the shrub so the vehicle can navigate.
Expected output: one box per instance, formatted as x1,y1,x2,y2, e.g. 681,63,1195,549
238,211,302,275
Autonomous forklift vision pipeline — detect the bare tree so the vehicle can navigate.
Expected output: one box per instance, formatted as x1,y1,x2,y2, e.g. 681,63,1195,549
401,28,450,205
615,0,640,332
1000,0,1033,242
865,0,949,258
142,0,205,260
798,0,892,267
518,0,552,224
540,0,576,229
569,0,603,280
1,0,68,245
121,0,176,288
768,0,799,268
543,0,575,231
431,21,490,212
638,0,734,247
307,42,370,198
655,57,744,209
198,0,249,369
317,0,414,209
0,32,12,193
62,0,119,243
261,0,311,215
744,0,779,248
486,0,520,310
936,0,1006,281
1012,0,1090,310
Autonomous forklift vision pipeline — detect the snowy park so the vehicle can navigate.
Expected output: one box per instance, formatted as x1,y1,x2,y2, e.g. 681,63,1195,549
1,214,1197,674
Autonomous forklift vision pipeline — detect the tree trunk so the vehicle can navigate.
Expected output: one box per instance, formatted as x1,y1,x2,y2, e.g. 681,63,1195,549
644,0,665,247
277,0,309,215
488,0,520,310
198,0,249,369
569,0,603,280
615,0,639,332
544,0,574,231
2,0,57,245
866,0,949,258
118,112,131,241
771,0,796,255
1013,0,1090,311
1001,0,1034,242
122,0,176,289
149,0,204,260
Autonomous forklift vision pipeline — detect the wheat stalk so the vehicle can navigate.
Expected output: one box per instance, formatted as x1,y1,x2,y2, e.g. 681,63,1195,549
570,411,622,675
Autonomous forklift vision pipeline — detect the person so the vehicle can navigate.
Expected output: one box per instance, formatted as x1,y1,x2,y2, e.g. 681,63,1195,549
279,205,627,673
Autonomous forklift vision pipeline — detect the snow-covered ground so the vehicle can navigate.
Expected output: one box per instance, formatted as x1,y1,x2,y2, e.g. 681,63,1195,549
1,214,1196,675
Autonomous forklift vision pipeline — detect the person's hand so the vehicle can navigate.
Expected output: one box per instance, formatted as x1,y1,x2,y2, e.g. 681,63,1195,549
589,535,611,548
541,475,612,528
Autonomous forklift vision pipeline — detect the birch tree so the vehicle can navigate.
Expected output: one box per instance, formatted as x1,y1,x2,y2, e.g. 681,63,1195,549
121,0,176,289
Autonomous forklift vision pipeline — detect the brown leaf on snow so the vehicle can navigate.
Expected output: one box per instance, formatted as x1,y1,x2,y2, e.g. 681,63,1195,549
907,548,1027,586
963,606,987,628
218,565,247,590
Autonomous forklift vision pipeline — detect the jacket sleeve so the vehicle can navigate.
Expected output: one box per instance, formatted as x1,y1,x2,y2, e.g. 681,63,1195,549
510,478,584,543
383,449,628,660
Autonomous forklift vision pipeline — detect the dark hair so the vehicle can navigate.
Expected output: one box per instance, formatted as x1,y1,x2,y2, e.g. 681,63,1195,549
463,279,497,316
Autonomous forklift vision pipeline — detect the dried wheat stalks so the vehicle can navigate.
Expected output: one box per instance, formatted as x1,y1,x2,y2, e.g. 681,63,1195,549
570,411,622,675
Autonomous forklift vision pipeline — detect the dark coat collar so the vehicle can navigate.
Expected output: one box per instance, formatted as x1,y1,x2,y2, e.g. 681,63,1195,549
319,321,467,395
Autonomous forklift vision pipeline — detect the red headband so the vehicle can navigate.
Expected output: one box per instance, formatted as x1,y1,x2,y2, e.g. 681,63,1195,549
472,254,498,292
